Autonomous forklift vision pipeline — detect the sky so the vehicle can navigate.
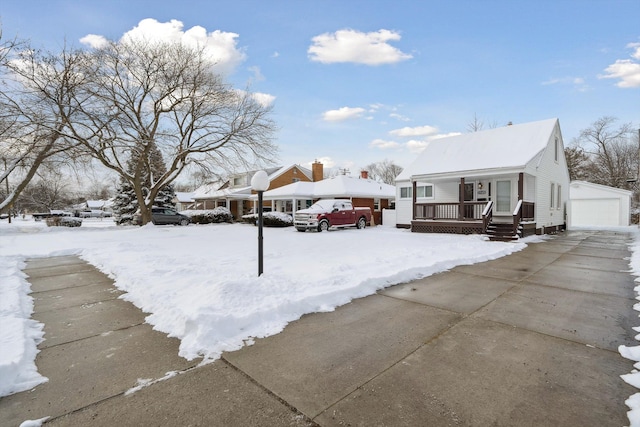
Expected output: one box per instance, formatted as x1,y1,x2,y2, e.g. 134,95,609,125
1,0,639,181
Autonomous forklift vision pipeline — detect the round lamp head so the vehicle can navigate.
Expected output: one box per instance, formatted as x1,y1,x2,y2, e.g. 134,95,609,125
251,170,270,192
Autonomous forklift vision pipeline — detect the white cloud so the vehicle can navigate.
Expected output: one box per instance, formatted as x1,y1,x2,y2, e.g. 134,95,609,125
251,92,276,107
406,139,429,153
79,34,109,49
322,106,366,122
389,125,438,137
248,66,265,82
81,18,247,76
599,42,640,88
308,29,412,65
629,42,640,60
370,139,401,149
541,76,589,91
307,156,335,169
389,113,410,122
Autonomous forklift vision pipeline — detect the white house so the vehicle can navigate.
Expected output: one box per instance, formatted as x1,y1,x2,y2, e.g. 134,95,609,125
568,181,632,228
395,118,570,240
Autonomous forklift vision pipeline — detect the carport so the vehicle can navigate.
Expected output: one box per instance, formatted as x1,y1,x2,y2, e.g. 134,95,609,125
568,180,632,228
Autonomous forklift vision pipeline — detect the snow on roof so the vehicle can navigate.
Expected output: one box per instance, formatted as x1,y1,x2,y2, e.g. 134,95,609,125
570,180,633,196
397,118,559,181
266,164,312,182
174,192,195,203
192,181,223,199
86,200,106,209
263,175,396,200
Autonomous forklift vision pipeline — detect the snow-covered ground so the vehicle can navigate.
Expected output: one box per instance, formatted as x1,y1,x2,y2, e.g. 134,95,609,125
1,217,639,426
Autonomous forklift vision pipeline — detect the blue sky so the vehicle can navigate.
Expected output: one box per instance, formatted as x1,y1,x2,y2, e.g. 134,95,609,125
1,0,639,178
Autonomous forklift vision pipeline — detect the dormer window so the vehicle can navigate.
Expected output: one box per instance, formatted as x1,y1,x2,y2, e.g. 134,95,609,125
233,177,243,186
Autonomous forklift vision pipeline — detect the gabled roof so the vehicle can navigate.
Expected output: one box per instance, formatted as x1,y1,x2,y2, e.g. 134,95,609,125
192,164,311,200
262,175,396,200
397,118,559,181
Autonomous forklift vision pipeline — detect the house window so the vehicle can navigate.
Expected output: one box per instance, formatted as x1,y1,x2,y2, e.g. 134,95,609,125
374,199,380,211
554,137,559,163
550,183,555,209
400,187,413,198
292,178,300,183
416,185,434,198
557,185,562,210
233,177,243,186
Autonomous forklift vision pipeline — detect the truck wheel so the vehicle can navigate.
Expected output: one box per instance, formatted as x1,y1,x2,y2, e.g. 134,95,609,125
318,220,329,232
357,217,366,229
296,227,306,232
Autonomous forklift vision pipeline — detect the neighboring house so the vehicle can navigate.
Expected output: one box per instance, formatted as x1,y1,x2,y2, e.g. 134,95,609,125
395,118,570,239
259,162,396,225
86,199,113,213
173,192,195,211
191,164,313,219
568,181,632,228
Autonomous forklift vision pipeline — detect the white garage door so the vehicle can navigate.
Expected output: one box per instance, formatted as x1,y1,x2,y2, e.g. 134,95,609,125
571,199,620,227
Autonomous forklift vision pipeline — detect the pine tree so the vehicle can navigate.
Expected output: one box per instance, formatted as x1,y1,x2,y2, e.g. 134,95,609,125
112,143,176,225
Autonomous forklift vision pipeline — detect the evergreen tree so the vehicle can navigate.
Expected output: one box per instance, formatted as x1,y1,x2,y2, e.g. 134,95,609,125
112,142,176,225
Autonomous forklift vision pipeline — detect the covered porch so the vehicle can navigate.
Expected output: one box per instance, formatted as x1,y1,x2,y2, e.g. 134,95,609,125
410,173,536,239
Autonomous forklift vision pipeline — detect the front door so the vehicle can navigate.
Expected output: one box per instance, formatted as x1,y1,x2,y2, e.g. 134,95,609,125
495,180,512,214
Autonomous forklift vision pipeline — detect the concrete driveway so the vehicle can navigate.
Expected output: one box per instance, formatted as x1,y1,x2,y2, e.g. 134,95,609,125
0,229,637,426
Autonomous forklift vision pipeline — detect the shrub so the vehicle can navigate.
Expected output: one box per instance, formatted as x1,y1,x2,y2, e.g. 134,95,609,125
183,207,233,224
46,217,82,227
241,211,293,227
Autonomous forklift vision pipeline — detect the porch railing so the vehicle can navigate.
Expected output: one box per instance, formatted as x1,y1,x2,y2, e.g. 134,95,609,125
482,201,493,232
414,201,488,221
512,200,535,235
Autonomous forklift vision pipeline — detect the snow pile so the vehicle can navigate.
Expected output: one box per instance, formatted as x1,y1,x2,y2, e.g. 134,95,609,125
0,256,47,396
0,219,526,397
620,229,640,426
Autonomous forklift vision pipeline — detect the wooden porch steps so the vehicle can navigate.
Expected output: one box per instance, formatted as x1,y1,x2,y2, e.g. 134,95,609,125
486,222,520,242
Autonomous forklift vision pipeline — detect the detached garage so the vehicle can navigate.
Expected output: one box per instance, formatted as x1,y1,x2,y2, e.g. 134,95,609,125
568,181,632,228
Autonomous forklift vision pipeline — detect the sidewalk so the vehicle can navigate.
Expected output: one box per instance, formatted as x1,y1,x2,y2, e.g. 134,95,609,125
0,230,637,426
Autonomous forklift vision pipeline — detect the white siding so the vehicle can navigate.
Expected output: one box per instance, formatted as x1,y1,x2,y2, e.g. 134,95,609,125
524,122,570,229
396,179,413,226
568,181,631,227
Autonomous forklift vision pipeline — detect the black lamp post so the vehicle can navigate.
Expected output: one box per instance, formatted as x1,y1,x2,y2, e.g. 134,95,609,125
251,170,270,276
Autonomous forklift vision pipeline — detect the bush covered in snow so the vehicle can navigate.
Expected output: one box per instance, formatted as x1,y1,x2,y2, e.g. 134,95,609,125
183,207,233,224
241,211,293,227
46,217,83,227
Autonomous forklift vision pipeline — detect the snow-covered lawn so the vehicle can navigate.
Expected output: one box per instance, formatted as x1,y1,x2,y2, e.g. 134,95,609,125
2,218,640,426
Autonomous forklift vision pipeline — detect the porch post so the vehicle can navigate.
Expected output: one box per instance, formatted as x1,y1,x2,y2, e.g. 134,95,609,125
459,177,465,220
412,179,417,220
518,172,524,201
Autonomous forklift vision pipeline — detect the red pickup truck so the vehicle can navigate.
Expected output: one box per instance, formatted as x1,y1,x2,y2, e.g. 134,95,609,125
294,199,372,232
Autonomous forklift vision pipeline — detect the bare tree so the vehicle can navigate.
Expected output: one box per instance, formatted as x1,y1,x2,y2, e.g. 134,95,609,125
60,39,277,224
574,116,635,189
564,145,591,181
466,113,484,132
365,159,403,185
0,36,87,217
19,170,72,212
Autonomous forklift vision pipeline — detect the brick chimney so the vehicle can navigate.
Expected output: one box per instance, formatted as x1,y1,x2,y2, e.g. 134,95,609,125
360,170,369,179
312,160,324,182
